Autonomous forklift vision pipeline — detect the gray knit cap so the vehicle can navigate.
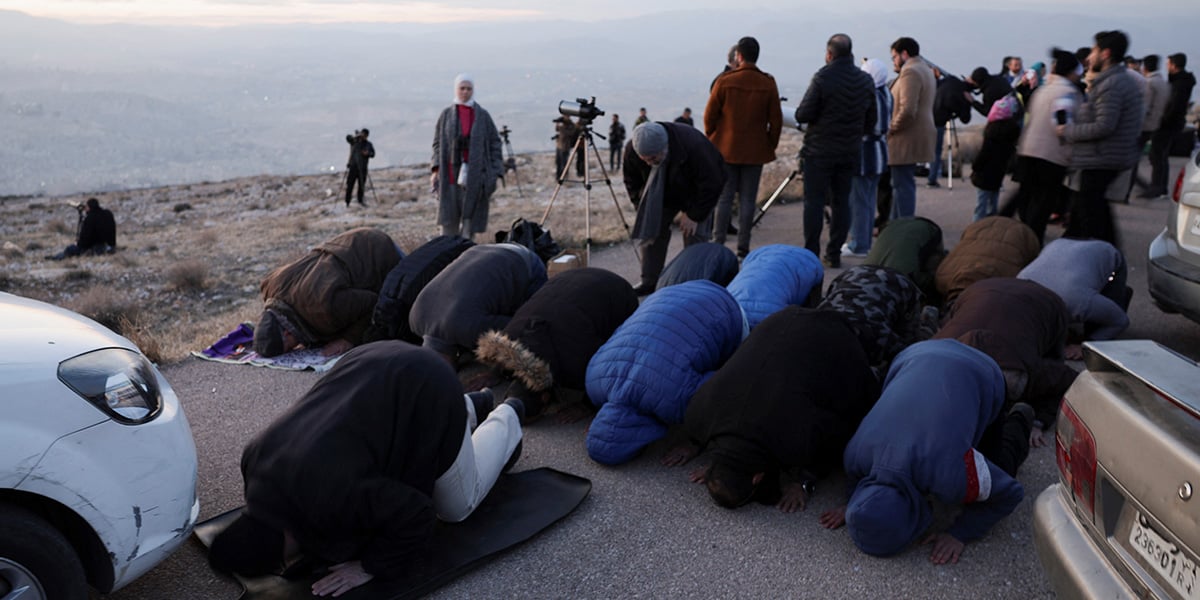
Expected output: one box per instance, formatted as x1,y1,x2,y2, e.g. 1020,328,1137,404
632,122,668,157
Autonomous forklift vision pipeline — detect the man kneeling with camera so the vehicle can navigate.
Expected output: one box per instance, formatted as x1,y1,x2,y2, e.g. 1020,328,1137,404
48,197,116,260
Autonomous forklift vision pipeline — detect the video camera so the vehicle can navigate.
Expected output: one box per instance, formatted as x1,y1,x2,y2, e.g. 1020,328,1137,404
499,125,512,141
346,129,367,144
558,97,604,124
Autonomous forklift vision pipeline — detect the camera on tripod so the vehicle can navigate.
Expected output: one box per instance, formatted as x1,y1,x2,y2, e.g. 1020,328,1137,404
346,129,366,144
558,97,604,124
499,125,512,141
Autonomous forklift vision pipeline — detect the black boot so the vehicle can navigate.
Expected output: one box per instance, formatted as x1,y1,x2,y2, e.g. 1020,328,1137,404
467,389,495,424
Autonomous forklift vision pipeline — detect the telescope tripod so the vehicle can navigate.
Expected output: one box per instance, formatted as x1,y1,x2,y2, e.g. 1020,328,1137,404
499,132,524,198
540,123,638,264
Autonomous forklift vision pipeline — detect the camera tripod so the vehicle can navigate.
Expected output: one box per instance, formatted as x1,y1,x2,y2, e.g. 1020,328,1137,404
498,127,524,198
945,118,961,190
752,151,805,227
540,120,638,263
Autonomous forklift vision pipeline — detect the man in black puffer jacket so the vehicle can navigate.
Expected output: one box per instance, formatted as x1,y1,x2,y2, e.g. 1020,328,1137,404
794,33,877,268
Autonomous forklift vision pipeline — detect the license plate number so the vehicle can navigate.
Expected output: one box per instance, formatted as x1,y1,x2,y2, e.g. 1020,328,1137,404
1129,516,1199,599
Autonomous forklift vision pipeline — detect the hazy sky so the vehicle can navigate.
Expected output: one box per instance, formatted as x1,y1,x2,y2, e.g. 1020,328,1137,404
3,0,1194,25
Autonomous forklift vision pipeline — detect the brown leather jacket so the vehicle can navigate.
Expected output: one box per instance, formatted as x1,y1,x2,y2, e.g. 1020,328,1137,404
704,64,783,165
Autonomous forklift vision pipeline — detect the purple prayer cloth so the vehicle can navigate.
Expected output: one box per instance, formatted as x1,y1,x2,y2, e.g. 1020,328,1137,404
202,323,255,358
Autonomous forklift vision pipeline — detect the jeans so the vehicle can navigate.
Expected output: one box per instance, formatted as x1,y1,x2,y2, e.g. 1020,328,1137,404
848,174,880,254
890,164,917,219
712,163,764,255
974,188,999,221
928,126,946,184
803,152,855,259
433,394,523,522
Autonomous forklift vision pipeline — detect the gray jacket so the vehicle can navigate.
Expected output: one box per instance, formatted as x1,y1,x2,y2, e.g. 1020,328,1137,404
1063,65,1145,171
432,103,504,234
1143,72,1170,133
1017,76,1081,167
1017,238,1129,340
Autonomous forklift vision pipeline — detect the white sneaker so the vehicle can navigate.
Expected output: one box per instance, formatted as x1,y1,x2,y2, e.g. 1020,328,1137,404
841,243,867,258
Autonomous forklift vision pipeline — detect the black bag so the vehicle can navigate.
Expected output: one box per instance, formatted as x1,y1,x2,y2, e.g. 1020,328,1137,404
496,218,561,263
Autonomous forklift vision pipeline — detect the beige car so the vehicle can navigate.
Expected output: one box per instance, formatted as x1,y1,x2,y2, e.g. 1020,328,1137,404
1033,340,1200,599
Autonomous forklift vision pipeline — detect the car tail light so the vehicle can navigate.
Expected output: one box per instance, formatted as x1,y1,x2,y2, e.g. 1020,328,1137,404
58,348,163,424
1056,401,1097,520
1173,166,1185,203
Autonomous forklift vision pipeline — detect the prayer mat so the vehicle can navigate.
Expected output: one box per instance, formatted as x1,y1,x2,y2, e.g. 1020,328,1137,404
191,323,341,372
194,467,591,599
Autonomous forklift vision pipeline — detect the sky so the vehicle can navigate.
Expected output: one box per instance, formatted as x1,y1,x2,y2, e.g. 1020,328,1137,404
2,0,1194,26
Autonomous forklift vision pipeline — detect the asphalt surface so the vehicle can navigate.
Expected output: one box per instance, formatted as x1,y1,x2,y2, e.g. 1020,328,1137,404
105,157,1200,599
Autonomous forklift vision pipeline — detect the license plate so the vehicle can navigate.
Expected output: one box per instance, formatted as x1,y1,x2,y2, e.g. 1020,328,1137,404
1129,515,1200,599
1190,214,1200,236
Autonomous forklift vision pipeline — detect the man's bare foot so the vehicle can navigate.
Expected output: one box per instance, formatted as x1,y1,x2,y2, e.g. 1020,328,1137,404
661,441,700,467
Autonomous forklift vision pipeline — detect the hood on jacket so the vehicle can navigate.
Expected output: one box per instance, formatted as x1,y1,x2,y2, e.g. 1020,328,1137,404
475,330,553,392
846,471,932,556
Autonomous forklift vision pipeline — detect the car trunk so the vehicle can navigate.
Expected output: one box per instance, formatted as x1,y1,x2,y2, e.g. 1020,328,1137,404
1060,340,1200,599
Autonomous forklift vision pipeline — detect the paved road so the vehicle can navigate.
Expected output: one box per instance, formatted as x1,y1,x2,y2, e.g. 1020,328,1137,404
106,159,1200,599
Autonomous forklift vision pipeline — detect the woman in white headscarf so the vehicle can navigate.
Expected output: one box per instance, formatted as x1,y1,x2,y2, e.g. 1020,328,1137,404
430,73,504,240
844,58,892,256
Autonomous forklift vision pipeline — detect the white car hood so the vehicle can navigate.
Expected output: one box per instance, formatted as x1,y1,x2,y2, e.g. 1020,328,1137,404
0,292,136,364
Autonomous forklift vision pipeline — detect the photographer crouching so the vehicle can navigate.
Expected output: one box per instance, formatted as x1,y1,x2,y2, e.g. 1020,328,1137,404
345,128,375,206
48,197,116,260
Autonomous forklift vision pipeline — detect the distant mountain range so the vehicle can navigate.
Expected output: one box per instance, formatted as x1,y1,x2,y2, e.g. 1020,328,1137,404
0,7,1193,196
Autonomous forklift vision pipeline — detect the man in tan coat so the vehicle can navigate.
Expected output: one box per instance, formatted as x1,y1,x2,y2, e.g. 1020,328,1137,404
886,37,936,219
705,36,784,258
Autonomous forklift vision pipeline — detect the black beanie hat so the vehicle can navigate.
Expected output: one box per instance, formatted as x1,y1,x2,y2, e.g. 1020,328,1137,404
970,67,990,87
1051,47,1080,77
208,511,285,576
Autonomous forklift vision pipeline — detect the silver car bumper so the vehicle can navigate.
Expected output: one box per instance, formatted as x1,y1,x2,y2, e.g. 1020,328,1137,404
1032,484,1137,600
1148,229,1200,323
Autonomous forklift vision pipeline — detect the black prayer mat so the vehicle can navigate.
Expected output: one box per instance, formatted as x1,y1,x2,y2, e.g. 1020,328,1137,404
193,467,591,599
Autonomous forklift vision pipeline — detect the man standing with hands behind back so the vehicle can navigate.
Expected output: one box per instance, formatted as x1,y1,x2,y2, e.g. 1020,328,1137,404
705,36,783,260
886,37,937,220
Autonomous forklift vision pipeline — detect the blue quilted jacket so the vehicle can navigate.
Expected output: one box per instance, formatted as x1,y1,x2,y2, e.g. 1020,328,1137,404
585,280,747,465
727,244,823,329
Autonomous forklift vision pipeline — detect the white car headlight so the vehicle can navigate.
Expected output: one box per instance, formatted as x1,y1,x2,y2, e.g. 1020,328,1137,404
57,348,163,424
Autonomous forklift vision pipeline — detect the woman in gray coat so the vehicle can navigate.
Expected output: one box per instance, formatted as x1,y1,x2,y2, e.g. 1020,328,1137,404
430,73,504,240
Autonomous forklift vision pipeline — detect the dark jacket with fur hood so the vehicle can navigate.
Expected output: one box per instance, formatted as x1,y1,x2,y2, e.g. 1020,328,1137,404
475,268,638,393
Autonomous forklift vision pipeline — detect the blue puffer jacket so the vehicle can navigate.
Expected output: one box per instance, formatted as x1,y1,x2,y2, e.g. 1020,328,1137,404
585,280,747,465
726,244,823,329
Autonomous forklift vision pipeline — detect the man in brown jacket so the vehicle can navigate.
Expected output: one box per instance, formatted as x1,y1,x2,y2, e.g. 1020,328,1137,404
705,36,784,259
886,37,937,220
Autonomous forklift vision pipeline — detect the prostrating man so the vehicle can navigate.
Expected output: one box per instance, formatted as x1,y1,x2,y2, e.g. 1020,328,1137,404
706,35,784,259
1056,30,1144,246
887,37,937,219
209,341,523,597
934,277,1079,448
623,121,727,295
820,339,1028,564
818,264,933,368
664,306,879,512
1018,237,1132,342
1148,53,1197,198
345,128,375,206
794,33,877,268
255,227,402,358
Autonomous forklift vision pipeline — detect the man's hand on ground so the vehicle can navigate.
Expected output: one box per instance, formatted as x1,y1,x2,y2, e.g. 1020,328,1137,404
922,532,965,565
661,441,700,467
776,482,809,513
688,464,708,483
322,339,354,357
312,561,374,597
1064,344,1083,360
818,505,846,529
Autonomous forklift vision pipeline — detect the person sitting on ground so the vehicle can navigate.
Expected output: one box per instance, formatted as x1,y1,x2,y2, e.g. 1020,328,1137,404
409,242,547,366
50,197,116,259
864,216,947,305
254,227,402,358
817,264,935,369
474,268,639,421
934,277,1078,448
820,339,1029,565
656,242,740,290
208,341,523,597
1017,237,1132,346
664,306,879,513
585,280,746,466
934,216,1040,308
726,244,824,330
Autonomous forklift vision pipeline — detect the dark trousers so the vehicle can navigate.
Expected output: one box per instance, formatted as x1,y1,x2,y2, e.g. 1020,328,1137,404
346,166,366,204
1066,168,1120,247
640,211,708,287
979,409,1032,478
802,152,855,260
610,144,623,171
555,149,570,179
713,163,764,256
1149,127,1179,196
1003,156,1066,244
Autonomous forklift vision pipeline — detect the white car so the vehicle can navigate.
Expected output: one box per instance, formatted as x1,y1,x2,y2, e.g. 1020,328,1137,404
0,292,199,599
1148,148,1200,323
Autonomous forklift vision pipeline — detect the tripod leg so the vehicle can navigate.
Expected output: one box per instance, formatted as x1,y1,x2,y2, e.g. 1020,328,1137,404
338,169,349,204
540,137,586,225
584,133,640,263
753,170,798,227
366,168,379,205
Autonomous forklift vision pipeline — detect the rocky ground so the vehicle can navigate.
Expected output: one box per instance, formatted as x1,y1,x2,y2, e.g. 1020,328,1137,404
0,127,983,363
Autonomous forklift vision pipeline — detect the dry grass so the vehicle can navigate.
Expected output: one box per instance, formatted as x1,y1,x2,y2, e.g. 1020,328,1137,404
166,260,210,291
70,285,142,334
